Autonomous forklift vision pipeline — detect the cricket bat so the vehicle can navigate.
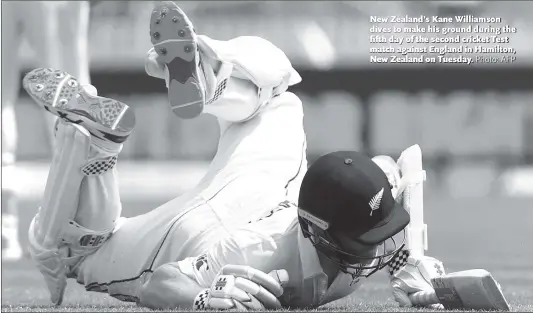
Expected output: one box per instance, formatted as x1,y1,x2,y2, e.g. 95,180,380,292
410,270,511,311
397,144,428,257
396,146,510,311
397,145,436,307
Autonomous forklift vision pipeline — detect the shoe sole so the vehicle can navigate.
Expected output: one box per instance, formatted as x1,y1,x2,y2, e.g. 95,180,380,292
22,68,135,144
149,1,204,119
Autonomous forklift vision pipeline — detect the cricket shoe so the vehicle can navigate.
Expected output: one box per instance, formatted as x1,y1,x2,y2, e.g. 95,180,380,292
149,1,221,119
22,68,136,148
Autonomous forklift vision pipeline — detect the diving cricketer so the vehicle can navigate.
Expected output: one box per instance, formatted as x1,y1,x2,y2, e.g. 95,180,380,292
23,2,507,311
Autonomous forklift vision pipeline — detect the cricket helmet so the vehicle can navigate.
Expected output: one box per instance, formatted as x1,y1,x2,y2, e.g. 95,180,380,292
298,151,409,281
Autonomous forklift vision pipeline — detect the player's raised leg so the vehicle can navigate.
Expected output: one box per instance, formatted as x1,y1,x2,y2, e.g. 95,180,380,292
147,2,307,217
148,1,301,123
1,1,24,261
23,68,135,305
198,38,307,210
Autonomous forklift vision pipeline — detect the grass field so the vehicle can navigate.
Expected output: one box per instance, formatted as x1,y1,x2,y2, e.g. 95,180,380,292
2,191,532,312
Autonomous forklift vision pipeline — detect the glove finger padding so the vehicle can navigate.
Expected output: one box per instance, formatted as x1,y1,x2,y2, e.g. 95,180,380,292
232,299,249,311
393,256,444,291
391,282,413,307
208,297,238,310
210,274,250,303
210,294,265,311
236,293,268,310
234,277,281,309
393,279,441,308
391,256,445,308
221,265,285,297
269,269,289,287
202,265,288,310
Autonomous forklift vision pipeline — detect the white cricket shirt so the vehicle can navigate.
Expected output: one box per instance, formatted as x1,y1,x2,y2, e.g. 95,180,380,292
178,202,364,308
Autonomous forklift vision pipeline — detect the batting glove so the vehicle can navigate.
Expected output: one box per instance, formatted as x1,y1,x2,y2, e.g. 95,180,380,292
193,265,289,311
389,252,446,309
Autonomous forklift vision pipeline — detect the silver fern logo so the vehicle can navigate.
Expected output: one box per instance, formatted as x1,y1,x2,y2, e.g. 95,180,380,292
369,188,384,216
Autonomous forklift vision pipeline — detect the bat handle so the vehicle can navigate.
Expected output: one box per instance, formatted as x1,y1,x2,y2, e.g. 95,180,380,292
409,290,440,306
406,224,428,257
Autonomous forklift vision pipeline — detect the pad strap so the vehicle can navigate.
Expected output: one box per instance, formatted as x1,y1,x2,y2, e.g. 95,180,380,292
62,219,114,256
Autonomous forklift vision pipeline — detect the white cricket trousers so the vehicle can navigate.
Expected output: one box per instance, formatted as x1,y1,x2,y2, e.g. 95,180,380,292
59,78,307,300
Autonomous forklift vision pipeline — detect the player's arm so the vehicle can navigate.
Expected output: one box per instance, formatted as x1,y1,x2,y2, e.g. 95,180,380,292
138,234,244,310
138,262,203,310
138,231,288,310
138,233,244,309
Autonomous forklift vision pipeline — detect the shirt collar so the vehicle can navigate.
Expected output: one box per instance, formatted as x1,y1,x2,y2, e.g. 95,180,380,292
296,226,329,303
296,225,365,305
297,227,323,280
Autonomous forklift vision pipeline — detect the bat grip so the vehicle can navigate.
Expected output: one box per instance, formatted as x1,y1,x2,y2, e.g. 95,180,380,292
409,290,439,306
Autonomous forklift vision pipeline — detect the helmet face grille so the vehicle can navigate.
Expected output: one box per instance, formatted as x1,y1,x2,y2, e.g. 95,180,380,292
299,216,406,283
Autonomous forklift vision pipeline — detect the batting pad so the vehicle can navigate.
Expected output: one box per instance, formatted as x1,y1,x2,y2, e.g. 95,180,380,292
31,123,91,249
29,122,122,254
27,122,91,305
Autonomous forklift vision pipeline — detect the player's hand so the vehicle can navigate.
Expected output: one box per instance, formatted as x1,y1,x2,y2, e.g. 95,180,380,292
193,265,289,311
390,254,445,309
144,47,166,80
